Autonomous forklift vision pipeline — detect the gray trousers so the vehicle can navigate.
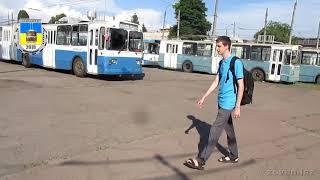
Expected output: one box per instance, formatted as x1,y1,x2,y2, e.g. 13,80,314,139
198,107,238,162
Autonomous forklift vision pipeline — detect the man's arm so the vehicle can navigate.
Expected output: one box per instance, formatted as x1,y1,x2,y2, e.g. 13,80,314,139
235,79,244,108
197,75,219,108
233,78,244,118
233,59,244,118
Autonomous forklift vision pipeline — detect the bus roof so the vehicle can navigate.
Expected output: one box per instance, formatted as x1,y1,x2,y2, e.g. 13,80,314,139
161,39,214,44
232,42,301,48
301,47,320,52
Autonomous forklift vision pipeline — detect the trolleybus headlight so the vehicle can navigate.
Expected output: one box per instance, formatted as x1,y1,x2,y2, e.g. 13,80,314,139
136,59,142,65
109,59,117,65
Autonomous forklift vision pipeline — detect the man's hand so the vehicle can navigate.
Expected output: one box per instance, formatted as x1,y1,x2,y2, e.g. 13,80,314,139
232,106,241,119
197,97,206,108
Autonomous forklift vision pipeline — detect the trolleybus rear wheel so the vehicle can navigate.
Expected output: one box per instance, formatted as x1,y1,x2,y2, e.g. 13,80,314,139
316,76,320,84
252,69,265,82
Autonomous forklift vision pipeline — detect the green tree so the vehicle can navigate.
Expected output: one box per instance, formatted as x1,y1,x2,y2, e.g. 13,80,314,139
131,13,139,24
48,13,66,24
17,10,29,20
169,0,211,40
142,23,147,32
254,21,298,44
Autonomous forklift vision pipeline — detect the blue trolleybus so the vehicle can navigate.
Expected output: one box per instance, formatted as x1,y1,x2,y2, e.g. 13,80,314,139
158,39,221,74
299,48,320,84
231,43,301,83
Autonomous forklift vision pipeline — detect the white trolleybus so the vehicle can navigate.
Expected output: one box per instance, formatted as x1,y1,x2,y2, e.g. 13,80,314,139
0,23,20,62
0,20,144,79
158,39,221,74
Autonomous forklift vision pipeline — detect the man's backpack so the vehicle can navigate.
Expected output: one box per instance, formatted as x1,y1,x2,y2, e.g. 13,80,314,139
218,56,254,105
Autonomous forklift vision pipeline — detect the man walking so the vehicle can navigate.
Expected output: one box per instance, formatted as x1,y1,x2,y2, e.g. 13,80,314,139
184,36,244,170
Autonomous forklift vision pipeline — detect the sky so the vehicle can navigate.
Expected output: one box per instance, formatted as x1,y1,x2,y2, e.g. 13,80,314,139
0,0,319,39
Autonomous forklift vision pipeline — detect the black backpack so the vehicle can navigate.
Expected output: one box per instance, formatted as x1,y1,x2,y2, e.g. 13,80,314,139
218,56,254,105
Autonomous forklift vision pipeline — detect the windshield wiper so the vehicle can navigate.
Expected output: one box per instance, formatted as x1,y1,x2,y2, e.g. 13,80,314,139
118,43,127,54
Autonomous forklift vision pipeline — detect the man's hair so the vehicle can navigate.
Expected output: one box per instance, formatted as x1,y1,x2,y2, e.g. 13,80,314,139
216,36,231,50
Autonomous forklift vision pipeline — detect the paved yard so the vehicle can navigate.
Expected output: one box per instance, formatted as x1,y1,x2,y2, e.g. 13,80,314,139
0,61,319,180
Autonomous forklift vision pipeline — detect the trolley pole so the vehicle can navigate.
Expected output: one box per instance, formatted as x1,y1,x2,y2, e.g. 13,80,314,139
263,8,268,43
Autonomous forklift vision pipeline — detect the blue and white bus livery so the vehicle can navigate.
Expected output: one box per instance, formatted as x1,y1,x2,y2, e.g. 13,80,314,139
158,40,221,74
299,48,320,84
231,43,301,83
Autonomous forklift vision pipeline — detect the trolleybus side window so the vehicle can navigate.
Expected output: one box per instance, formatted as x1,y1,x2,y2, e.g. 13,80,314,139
71,25,79,46
90,29,93,46
284,50,291,65
105,29,110,50
79,25,87,46
251,46,271,61
48,31,51,44
291,50,300,65
99,27,105,50
57,25,71,45
182,42,196,55
166,44,171,53
129,31,143,52
301,51,317,65
166,44,174,53
146,43,159,54
284,50,299,65
232,45,250,59
317,53,320,66
49,31,53,44
272,50,283,62
53,31,55,44
95,29,99,46
197,43,212,57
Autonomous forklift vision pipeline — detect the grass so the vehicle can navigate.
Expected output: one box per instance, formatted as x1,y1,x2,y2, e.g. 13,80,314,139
291,82,320,90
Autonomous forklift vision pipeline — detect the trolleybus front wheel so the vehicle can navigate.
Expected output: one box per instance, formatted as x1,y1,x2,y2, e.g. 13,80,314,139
73,57,86,78
316,75,320,84
252,68,265,82
182,61,193,73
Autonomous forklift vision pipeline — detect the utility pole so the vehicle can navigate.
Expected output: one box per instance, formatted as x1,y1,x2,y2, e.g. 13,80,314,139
104,0,106,21
263,8,268,43
317,20,320,49
177,10,180,40
233,22,235,37
289,0,297,45
212,0,219,37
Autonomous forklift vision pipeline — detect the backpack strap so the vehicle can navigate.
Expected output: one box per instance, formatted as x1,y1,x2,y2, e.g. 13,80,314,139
218,60,223,82
229,56,240,94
